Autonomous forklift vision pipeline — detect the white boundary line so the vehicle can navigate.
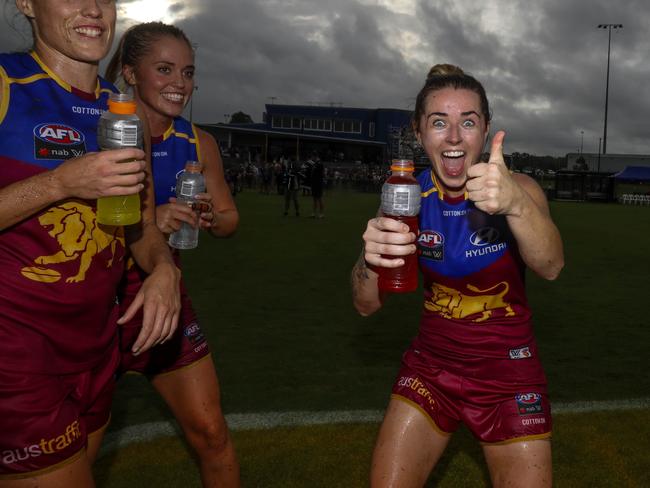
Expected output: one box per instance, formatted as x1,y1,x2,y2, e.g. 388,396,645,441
98,397,650,457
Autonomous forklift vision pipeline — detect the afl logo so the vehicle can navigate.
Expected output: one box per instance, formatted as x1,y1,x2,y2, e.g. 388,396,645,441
515,392,543,415
34,123,84,145
515,393,541,405
418,231,443,248
470,227,500,246
418,230,444,261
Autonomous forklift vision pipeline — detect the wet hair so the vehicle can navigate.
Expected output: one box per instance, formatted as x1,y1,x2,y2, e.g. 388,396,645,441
412,63,491,131
105,21,193,87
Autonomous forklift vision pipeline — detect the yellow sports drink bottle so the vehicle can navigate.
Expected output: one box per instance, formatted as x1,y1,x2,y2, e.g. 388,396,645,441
96,93,143,225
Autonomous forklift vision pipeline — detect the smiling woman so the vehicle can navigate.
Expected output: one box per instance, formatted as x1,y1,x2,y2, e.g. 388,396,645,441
117,0,193,24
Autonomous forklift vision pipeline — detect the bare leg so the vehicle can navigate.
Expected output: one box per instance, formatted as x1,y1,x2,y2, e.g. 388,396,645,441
0,452,94,488
483,439,552,488
371,397,451,488
86,423,109,465
152,357,240,488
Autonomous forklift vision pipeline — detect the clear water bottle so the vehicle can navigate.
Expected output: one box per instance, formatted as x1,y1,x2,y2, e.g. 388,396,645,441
169,160,206,249
377,159,421,293
96,93,143,225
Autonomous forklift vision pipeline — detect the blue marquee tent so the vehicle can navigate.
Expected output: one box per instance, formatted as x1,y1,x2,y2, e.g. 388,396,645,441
612,166,650,181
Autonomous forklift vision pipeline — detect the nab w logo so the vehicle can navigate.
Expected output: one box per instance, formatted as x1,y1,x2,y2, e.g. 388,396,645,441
34,123,84,145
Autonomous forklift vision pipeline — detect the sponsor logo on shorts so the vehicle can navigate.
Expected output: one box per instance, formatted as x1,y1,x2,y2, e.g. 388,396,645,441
184,321,205,345
515,393,544,415
193,341,208,354
418,230,444,261
33,123,87,160
397,376,436,407
522,417,546,426
509,346,532,360
1,421,82,466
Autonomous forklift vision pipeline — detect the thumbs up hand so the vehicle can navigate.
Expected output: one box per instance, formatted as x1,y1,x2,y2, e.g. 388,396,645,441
466,131,524,215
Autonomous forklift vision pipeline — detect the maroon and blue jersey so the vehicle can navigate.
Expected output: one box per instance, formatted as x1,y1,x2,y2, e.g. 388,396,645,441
0,52,126,373
413,169,545,382
118,117,209,375
120,117,200,297
151,117,201,206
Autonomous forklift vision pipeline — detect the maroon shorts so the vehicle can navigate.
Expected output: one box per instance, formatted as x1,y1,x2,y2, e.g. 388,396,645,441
0,346,118,479
391,349,552,444
118,290,210,377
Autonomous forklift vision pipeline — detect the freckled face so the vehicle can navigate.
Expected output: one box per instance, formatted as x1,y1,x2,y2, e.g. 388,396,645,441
416,87,488,196
24,0,116,63
126,36,195,120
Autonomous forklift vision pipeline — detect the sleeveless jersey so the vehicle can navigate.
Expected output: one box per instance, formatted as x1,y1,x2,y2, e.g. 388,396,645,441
120,117,201,298
152,117,201,206
413,169,545,382
0,52,126,373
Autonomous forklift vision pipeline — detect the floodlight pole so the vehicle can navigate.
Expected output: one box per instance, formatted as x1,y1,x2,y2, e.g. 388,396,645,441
597,23,623,156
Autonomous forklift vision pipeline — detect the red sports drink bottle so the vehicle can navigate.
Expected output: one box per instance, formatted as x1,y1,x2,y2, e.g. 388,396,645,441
377,159,421,293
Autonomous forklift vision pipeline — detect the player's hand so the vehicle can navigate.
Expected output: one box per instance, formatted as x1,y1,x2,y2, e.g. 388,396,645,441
194,193,215,229
155,198,199,234
362,216,417,268
52,148,146,200
466,131,525,215
118,262,181,355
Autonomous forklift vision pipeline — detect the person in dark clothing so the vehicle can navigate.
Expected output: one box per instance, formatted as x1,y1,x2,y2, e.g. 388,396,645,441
310,155,325,218
283,160,302,216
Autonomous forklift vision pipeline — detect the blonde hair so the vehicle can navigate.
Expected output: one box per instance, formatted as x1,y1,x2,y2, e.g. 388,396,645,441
105,21,192,89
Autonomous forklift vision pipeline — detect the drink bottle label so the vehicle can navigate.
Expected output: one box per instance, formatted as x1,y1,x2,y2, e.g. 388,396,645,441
381,183,421,216
180,181,196,198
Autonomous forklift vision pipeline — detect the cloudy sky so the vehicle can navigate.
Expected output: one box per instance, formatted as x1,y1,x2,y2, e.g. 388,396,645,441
2,0,649,157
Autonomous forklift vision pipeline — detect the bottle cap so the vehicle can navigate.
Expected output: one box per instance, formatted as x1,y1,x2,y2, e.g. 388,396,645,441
108,92,137,114
390,159,415,172
184,160,202,173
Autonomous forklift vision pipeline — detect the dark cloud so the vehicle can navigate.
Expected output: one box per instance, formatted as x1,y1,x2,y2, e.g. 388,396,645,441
1,0,648,156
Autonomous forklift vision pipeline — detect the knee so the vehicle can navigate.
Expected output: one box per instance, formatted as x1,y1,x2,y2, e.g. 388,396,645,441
185,417,232,456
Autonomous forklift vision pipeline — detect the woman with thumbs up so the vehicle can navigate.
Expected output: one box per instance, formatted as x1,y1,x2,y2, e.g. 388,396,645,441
352,64,563,487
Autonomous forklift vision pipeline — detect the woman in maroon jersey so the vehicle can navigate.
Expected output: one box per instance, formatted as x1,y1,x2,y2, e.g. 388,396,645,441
352,64,563,487
0,1,179,486
105,22,240,487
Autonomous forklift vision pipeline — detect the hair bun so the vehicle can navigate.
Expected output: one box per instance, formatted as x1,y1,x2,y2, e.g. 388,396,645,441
427,64,465,81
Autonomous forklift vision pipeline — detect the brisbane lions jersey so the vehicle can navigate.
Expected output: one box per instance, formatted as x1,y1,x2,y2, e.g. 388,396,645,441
413,169,546,382
151,117,201,207
120,117,200,298
0,52,125,373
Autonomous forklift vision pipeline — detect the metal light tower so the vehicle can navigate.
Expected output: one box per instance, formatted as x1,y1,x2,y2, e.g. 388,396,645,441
597,23,623,156
580,130,584,154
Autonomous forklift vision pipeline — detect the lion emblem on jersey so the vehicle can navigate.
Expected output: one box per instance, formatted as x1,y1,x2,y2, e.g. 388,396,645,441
20,201,125,284
424,282,515,323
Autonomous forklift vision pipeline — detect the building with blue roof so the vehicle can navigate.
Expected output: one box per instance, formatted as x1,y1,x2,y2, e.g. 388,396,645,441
200,103,414,166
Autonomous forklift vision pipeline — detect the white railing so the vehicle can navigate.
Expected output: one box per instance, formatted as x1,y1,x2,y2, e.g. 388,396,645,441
619,194,650,205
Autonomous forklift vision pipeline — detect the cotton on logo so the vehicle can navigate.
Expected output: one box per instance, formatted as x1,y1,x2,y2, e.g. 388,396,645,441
34,123,84,145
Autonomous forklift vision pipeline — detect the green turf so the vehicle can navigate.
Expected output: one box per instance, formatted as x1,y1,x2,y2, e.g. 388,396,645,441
95,409,650,487
111,192,650,428
105,191,650,485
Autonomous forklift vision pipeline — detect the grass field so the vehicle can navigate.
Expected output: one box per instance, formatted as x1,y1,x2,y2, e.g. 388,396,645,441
98,189,650,486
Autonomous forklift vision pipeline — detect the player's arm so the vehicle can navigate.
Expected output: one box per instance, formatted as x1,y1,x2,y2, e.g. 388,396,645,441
195,128,239,237
351,248,383,316
466,131,564,280
121,108,181,354
505,173,564,280
0,75,146,229
352,216,415,316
